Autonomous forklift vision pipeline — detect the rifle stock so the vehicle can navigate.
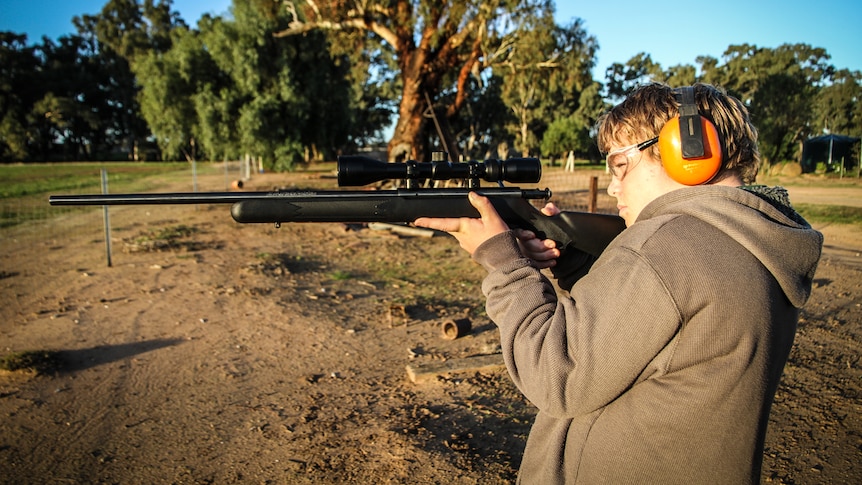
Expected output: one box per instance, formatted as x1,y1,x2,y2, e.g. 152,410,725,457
228,188,626,257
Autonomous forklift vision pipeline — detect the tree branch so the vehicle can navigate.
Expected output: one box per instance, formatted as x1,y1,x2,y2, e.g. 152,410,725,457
275,0,400,50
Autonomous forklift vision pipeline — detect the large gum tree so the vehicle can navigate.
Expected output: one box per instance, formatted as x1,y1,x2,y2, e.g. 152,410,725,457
271,0,552,162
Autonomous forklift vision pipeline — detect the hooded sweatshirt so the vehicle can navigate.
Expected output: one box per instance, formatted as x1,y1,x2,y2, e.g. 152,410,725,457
472,185,823,485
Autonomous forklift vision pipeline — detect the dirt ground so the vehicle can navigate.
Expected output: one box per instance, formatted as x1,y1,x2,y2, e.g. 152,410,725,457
1,169,860,484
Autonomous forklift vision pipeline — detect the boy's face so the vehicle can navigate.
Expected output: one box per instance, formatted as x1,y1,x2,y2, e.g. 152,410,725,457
606,140,683,226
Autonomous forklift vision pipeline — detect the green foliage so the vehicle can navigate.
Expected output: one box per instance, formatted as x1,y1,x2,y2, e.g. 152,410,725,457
537,81,606,160
605,53,664,100
541,114,589,157
494,8,597,156
447,75,513,159
134,26,204,161
0,33,39,161
813,69,862,139
132,1,357,167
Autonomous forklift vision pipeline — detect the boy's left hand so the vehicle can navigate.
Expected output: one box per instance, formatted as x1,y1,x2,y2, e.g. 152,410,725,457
414,192,509,256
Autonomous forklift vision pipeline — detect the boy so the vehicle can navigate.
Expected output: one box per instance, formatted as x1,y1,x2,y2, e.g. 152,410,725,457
414,83,823,484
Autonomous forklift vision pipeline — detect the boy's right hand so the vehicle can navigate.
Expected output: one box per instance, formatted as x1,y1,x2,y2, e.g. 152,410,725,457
515,202,561,269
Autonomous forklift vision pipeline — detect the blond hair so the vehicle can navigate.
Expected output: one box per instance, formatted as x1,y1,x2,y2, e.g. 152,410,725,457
596,83,760,184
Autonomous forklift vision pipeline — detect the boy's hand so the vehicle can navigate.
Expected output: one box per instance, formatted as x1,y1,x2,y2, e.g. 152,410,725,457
414,192,509,255
514,202,561,268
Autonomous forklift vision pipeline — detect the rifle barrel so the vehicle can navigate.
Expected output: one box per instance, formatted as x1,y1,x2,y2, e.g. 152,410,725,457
49,188,551,206
50,191,274,206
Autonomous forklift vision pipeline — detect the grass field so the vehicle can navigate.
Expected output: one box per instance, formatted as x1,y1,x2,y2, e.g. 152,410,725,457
795,203,862,225
0,162,210,198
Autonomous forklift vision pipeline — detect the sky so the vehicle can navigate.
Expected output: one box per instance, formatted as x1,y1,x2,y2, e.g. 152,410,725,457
555,0,862,76
1,0,860,78
0,0,233,39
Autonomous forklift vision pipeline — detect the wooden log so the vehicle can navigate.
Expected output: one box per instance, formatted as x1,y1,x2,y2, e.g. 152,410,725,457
405,353,505,383
368,222,436,238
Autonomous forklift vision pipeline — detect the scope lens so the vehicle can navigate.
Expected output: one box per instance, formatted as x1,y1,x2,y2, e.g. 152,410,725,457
484,158,541,183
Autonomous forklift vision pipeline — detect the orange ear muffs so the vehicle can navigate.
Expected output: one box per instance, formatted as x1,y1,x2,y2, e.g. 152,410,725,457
657,87,723,185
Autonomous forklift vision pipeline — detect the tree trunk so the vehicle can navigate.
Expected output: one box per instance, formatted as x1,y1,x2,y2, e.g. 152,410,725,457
387,73,426,162
387,69,465,163
520,120,531,157
385,21,466,163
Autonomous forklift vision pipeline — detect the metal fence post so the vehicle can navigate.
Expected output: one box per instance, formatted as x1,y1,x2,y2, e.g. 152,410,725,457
101,168,113,267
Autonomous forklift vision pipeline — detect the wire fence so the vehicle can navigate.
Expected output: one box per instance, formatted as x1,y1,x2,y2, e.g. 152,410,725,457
0,160,247,257
540,168,617,214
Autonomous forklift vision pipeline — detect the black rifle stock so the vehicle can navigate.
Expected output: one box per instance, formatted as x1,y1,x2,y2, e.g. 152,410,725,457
49,155,626,257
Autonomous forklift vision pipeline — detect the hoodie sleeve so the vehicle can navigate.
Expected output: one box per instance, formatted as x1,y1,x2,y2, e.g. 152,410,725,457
474,232,683,418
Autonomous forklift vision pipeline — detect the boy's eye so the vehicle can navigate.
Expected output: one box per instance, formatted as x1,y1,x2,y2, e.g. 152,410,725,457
608,156,628,177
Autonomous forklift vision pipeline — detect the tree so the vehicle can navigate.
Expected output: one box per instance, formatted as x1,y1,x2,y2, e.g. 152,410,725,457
34,36,107,160
131,0,359,166
1,31,124,161
197,2,354,168
709,43,833,164
541,81,608,162
135,25,207,160
0,33,39,161
662,64,697,88
74,0,187,160
604,53,662,100
540,114,589,160
494,12,597,156
812,69,862,138
272,0,555,162
445,73,513,160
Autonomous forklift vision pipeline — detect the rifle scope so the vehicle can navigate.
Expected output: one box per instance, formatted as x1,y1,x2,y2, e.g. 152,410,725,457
337,155,542,187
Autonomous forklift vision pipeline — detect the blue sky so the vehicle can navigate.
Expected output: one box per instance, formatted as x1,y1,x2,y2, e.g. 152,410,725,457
555,0,862,76
2,0,860,78
0,0,232,39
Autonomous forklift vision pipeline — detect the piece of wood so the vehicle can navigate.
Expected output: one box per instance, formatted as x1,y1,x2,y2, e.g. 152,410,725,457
405,353,505,383
368,222,436,238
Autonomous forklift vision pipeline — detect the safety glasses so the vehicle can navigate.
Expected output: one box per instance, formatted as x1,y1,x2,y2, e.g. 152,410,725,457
605,137,658,180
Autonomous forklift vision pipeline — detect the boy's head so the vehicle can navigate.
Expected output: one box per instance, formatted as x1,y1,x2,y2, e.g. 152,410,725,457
596,83,760,185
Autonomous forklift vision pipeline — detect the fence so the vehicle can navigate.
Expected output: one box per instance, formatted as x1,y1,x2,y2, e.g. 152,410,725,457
0,160,247,257
539,168,617,214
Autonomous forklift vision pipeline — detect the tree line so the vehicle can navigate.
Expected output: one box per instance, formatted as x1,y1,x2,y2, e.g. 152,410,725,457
1,0,859,171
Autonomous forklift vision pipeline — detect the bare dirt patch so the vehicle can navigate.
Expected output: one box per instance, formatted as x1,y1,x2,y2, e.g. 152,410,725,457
1,170,860,484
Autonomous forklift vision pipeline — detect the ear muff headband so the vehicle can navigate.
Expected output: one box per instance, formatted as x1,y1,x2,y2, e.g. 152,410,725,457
657,87,723,185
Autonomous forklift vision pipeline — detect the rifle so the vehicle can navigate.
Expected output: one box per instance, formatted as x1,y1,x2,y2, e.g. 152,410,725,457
49,155,626,257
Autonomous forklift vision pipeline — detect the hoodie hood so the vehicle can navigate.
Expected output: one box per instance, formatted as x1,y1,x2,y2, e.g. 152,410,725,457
638,185,823,308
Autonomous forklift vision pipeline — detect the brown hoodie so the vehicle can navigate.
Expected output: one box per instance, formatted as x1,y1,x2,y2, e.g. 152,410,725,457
473,185,823,484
